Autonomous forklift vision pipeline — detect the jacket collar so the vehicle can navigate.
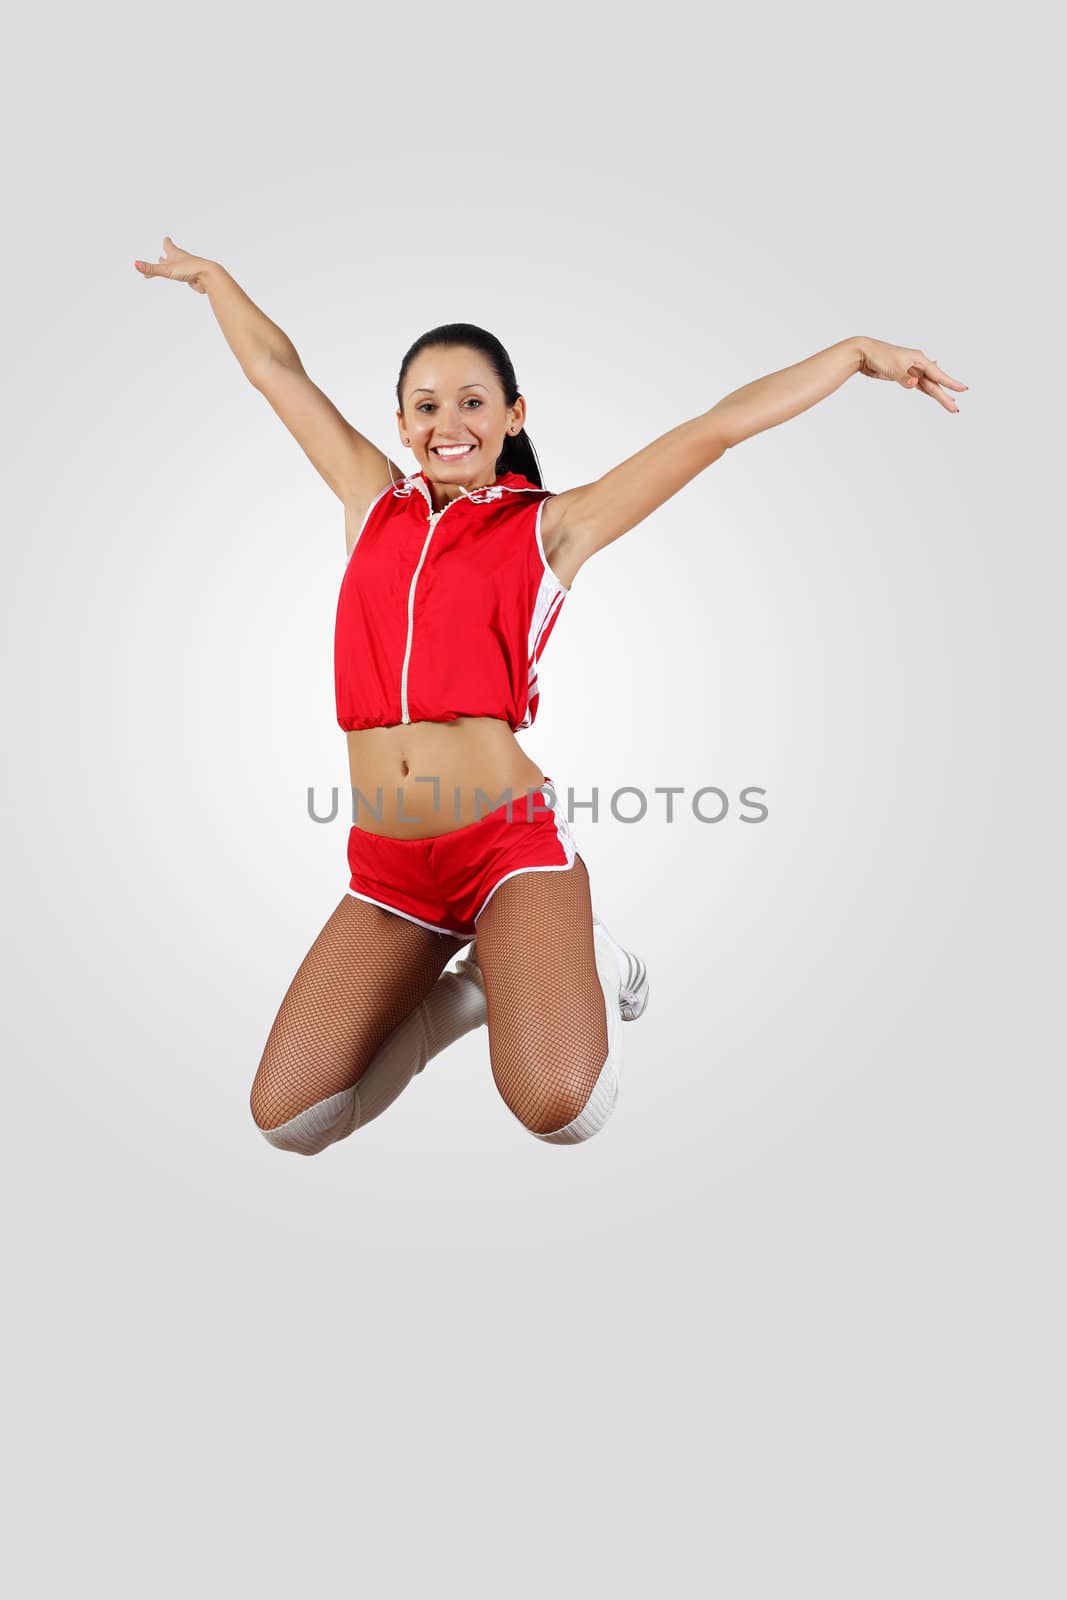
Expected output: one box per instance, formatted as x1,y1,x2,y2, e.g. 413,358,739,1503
393,469,546,509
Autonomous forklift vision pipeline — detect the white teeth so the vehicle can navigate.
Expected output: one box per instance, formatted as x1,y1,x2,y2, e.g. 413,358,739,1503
434,445,474,457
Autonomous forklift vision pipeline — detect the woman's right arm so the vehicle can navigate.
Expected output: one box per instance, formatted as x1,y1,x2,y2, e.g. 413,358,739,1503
136,239,404,511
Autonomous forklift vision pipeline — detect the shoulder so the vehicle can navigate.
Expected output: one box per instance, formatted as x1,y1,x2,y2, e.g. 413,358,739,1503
494,477,579,592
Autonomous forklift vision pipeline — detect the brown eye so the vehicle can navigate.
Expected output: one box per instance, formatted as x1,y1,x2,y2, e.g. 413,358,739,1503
416,398,483,413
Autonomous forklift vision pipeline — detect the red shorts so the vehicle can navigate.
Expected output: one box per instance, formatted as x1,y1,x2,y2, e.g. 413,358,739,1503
345,776,579,940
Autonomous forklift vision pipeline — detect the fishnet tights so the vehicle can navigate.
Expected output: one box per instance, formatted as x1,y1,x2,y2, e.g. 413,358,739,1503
475,854,610,1136
249,854,610,1139
250,897,468,1131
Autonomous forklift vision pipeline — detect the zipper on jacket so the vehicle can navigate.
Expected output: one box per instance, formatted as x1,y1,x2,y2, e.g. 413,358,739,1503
400,492,464,724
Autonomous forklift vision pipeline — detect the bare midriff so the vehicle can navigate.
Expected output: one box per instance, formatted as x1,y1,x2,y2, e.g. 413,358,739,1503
344,716,548,840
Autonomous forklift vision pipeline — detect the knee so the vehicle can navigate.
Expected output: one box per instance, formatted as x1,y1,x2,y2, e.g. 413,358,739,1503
249,1080,303,1154
531,1072,600,1135
250,1079,361,1156
504,1053,621,1145
249,1074,290,1136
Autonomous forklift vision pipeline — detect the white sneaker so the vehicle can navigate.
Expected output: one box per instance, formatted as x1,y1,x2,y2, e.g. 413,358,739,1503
592,913,650,1022
455,926,648,1021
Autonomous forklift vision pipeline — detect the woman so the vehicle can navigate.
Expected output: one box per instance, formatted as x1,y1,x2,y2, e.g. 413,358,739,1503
135,238,966,1154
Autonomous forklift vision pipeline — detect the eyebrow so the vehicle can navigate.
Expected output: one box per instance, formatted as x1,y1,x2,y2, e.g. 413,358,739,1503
411,383,490,395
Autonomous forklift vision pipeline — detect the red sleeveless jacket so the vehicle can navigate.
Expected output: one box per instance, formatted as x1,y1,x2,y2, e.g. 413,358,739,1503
334,469,569,733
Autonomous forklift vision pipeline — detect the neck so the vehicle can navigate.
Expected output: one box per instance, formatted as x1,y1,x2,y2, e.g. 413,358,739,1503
425,470,501,512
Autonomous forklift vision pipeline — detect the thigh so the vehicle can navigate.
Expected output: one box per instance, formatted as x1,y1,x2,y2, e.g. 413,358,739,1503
473,854,609,1135
250,894,469,1130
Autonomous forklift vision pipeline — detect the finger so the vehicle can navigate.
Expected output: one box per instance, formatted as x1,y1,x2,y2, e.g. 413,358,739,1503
929,364,968,391
917,375,959,412
137,259,179,281
912,353,968,392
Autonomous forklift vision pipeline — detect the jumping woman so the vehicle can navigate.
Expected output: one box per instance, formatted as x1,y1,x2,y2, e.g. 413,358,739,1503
135,237,967,1154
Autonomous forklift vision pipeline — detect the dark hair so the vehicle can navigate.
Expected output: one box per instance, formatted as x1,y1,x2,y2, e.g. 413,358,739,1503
396,322,544,489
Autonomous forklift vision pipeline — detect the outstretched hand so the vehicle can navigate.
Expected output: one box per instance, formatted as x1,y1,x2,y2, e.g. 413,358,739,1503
133,236,213,293
857,338,967,411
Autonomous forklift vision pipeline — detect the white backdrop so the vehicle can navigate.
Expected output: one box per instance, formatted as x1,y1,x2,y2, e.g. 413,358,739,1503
2,0,1062,1595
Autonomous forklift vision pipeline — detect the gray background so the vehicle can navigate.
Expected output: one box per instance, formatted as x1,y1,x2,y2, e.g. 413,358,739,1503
3,0,1062,1594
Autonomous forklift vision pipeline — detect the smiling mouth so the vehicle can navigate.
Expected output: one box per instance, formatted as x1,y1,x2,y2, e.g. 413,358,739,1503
432,444,476,458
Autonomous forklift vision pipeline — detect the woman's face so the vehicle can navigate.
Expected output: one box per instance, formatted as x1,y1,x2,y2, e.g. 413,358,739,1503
398,345,525,491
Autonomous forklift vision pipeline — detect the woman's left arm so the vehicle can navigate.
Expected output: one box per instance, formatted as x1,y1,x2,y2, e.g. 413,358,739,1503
712,335,967,447
552,337,968,577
